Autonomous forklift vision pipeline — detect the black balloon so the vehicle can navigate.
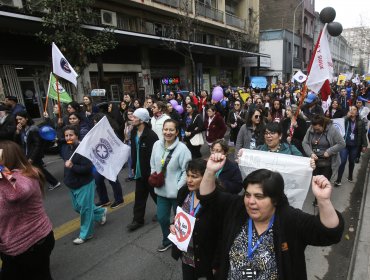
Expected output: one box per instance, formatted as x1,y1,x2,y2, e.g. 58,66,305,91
327,22,343,37
319,7,336,23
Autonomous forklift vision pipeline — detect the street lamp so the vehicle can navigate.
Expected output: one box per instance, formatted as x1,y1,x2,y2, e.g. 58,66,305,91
292,0,305,76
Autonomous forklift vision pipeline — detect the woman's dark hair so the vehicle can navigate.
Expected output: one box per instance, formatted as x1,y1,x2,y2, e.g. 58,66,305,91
133,98,142,108
93,112,120,132
246,107,263,127
186,159,207,176
0,140,45,194
67,101,81,112
154,101,168,114
207,104,217,112
63,125,80,137
187,102,199,116
263,122,282,135
163,119,180,133
68,112,81,122
211,139,229,154
15,110,34,126
243,169,288,207
311,114,331,128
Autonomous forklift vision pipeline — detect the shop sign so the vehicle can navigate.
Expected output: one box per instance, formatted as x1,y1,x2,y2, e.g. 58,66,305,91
91,89,106,96
161,77,180,85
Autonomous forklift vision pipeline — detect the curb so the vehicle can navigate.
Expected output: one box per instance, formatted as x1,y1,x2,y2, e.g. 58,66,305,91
346,153,370,280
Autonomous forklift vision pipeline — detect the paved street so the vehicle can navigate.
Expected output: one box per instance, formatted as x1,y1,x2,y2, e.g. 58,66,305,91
41,147,369,280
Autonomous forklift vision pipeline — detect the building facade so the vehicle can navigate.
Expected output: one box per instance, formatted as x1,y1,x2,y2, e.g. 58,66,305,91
0,0,268,119
342,27,370,74
259,0,315,80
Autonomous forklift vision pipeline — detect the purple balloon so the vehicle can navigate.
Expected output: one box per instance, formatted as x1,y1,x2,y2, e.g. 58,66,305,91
169,99,178,107
175,105,184,114
212,86,224,101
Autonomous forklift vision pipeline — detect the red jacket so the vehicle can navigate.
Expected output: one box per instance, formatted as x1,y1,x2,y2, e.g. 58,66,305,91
204,113,227,143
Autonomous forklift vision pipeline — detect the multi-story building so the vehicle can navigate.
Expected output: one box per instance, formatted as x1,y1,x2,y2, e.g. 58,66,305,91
314,12,353,75
259,0,315,81
342,27,370,74
0,0,269,119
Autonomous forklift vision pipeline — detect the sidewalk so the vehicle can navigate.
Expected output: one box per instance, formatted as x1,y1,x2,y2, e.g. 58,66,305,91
347,152,370,280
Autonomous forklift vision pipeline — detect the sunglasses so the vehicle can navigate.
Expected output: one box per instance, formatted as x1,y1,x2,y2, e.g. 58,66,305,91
254,115,261,119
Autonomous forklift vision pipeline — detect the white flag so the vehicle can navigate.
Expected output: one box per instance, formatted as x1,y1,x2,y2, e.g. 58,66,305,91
332,118,345,137
52,42,78,87
352,74,361,85
306,24,334,93
73,116,131,181
293,70,307,83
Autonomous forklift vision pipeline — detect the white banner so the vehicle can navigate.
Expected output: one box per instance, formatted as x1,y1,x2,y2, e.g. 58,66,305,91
332,118,345,137
73,116,131,181
52,42,78,87
168,207,196,252
238,150,313,209
293,70,307,83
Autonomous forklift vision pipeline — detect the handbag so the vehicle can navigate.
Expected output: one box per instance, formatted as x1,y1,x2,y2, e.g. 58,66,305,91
190,132,204,146
148,148,175,188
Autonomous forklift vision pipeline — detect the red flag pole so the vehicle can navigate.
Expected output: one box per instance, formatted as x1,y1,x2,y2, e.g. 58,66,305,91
55,77,62,119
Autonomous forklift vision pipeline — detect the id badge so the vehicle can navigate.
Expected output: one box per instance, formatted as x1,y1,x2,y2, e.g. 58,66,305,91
250,139,256,150
350,133,355,141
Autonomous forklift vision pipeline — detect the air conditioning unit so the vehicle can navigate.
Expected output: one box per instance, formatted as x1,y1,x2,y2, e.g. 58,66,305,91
101,9,117,27
0,0,23,8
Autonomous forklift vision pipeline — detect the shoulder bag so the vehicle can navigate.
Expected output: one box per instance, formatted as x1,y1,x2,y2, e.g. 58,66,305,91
148,148,175,188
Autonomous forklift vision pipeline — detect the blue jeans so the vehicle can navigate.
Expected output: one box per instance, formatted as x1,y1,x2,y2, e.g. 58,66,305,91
337,145,358,182
94,172,123,203
69,180,105,239
157,196,177,246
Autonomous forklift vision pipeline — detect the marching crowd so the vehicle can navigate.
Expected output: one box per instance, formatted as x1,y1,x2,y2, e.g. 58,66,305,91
0,78,369,279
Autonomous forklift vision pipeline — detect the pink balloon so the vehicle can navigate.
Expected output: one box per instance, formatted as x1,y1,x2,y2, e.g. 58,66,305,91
212,86,224,101
175,105,184,114
169,99,178,107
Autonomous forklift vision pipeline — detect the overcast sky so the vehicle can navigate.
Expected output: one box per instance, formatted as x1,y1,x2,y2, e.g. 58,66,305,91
315,0,370,28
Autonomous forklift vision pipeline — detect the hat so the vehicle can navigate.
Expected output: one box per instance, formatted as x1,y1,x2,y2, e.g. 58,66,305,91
304,93,317,104
133,108,150,123
5,95,17,103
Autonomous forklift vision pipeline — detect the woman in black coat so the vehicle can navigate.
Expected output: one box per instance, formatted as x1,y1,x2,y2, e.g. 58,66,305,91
183,103,204,158
325,99,346,119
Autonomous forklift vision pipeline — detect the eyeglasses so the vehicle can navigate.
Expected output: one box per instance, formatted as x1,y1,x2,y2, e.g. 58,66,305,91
234,104,241,106
264,131,277,136
254,115,261,119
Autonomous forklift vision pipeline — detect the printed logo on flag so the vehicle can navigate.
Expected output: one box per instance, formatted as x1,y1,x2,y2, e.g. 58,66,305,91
93,138,113,164
299,75,304,80
52,81,67,94
60,58,72,74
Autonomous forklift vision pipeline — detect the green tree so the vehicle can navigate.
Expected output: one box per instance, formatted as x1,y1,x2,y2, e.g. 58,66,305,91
36,0,117,74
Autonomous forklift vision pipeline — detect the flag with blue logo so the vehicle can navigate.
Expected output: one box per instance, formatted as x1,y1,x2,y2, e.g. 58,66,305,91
73,116,131,181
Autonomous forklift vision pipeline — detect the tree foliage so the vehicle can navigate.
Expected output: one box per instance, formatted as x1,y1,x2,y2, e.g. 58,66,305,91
36,0,117,73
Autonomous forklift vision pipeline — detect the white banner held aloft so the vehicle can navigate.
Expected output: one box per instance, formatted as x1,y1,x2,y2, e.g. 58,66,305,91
73,116,131,181
332,118,345,137
238,149,313,209
293,70,307,83
52,42,78,87
168,207,196,252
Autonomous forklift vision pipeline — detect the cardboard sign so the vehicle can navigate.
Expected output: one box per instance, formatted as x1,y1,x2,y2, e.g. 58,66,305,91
168,207,196,252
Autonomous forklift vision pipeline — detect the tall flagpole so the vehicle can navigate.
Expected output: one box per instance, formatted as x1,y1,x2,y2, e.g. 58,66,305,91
44,72,52,114
55,76,62,119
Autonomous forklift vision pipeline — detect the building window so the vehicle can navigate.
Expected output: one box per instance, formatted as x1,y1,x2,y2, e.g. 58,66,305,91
304,17,308,35
288,42,291,52
294,45,299,58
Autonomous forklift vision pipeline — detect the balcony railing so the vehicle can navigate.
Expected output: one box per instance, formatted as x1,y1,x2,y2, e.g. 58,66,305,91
225,13,245,30
152,0,193,12
195,1,223,23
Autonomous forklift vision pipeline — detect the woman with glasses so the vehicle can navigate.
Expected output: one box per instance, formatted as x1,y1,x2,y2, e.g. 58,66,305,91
281,104,308,156
227,100,246,146
184,103,204,158
235,108,265,158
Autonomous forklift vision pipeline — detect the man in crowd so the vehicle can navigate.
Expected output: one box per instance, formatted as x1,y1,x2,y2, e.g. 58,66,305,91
4,95,26,117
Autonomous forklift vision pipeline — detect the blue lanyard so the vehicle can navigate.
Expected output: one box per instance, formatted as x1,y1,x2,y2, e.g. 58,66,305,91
215,167,223,178
247,215,275,259
189,192,201,217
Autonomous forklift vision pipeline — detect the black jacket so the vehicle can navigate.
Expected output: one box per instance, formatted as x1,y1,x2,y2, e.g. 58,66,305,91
199,191,344,280
61,143,93,189
344,117,368,148
183,114,203,139
14,125,44,164
218,159,243,194
281,117,308,156
0,114,16,141
130,125,158,179
172,186,222,278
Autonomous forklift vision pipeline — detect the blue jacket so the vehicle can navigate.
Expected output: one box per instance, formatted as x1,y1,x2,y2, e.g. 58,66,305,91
257,142,303,156
150,138,192,198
